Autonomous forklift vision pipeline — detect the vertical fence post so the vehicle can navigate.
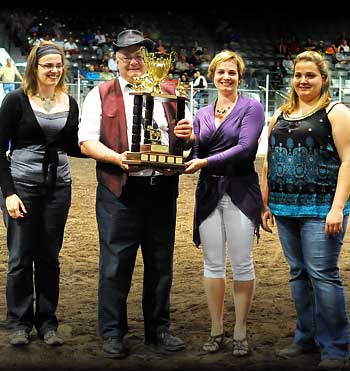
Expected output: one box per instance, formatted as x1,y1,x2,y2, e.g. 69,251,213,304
265,74,269,125
77,68,81,110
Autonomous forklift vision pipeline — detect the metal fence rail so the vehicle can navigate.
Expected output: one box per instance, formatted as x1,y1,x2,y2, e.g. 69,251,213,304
1,74,348,123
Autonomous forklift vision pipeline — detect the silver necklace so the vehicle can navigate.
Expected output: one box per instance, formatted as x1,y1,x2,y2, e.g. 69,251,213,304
36,92,56,112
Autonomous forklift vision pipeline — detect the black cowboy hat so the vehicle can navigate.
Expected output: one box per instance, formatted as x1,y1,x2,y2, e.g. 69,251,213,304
113,29,154,51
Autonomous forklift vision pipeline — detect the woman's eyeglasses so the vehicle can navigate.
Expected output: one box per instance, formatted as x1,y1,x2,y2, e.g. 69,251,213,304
38,63,64,70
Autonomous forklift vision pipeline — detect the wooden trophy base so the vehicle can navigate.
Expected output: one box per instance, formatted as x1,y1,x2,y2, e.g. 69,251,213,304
123,144,186,171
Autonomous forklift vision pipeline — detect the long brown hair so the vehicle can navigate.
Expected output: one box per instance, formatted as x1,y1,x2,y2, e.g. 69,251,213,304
22,40,68,96
280,51,331,114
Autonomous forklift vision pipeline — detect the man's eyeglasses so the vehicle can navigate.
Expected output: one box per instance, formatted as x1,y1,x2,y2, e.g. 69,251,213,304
118,55,143,64
38,63,64,70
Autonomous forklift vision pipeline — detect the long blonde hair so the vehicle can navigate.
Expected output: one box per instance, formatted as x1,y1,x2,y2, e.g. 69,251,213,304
23,40,68,96
280,51,331,114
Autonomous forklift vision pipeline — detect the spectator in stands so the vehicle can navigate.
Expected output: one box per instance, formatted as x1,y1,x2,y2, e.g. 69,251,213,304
335,31,348,50
200,47,212,64
271,60,286,89
192,69,208,109
64,36,79,55
335,47,348,67
0,40,83,348
179,72,188,82
155,39,167,54
286,34,300,54
0,58,23,94
95,29,106,46
325,42,338,65
276,36,288,55
82,29,96,47
174,56,189,74
315,40,326,56
282,53,294,75
244,71,261,102
261,50,350,370
54,33,65,49
107,52,119,75
84,64,101,82
186,47,201,66
27,32,41,52
302,37,317,51
181,49,264,357
337,38,350,55
78,28,192,360
99,65,115,80
186,63,196,80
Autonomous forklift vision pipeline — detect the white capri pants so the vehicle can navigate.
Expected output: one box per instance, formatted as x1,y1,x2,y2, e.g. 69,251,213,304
199,193,255,280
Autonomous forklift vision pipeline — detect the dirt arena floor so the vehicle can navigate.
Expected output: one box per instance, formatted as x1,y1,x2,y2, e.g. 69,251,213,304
0,156,349,371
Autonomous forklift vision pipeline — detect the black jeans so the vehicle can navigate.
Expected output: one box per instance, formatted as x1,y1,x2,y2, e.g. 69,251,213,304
96,175,178,341
5,182,71,335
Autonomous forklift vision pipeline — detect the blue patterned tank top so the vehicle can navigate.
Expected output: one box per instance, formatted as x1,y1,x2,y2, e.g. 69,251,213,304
267,106,349,217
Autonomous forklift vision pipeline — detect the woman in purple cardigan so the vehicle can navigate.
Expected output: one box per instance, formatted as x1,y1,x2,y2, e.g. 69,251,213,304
182,50,264,356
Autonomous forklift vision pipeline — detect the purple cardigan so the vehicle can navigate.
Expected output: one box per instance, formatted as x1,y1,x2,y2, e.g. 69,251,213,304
192,94,264,246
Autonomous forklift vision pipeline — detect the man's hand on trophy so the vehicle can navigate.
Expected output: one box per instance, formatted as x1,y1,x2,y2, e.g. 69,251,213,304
119,151,130,171
174,119,193,140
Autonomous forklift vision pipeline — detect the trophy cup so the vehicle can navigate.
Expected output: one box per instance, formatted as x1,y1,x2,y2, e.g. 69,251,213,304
122,47,189,171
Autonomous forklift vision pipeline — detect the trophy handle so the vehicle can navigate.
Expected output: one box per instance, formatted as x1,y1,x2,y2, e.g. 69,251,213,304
140,46,148,61
174,98,186,155
169,51,176,70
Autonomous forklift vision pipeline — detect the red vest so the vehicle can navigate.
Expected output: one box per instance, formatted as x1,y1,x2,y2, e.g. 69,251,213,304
97,79,177,197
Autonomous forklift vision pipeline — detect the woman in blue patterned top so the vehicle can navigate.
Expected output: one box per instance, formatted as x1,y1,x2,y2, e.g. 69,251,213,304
261,51,350,369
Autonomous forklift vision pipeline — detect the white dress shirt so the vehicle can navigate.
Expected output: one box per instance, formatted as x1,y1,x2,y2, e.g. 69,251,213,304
79,77,192,176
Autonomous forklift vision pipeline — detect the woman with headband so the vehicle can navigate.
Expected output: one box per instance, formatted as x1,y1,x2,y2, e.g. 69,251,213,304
0,41,84,347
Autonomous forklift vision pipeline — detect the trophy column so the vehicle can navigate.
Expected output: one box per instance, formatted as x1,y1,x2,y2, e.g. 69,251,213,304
131,94,143,152
174,97,186,155
143,95,154,144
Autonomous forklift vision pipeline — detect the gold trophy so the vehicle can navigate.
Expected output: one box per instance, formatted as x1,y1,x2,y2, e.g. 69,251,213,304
123,47,189,171
141,47,176,96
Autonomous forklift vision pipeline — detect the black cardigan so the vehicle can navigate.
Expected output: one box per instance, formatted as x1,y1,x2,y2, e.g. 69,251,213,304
0,88,83,197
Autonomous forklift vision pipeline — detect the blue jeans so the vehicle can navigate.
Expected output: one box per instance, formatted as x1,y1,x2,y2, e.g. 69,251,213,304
3,83,15,94
275,216,349,360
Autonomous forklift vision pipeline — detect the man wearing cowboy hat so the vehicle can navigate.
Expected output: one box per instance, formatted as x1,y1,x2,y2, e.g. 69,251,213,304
78,29,192,359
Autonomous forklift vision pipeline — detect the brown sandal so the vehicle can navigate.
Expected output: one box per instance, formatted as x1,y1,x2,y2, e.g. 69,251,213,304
232,337,250,357
202,333,224,353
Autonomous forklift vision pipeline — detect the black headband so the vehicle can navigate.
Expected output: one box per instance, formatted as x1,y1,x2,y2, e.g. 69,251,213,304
37,45,62,59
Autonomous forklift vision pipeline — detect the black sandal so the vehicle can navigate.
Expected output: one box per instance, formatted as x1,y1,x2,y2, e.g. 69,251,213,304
202,333,224,353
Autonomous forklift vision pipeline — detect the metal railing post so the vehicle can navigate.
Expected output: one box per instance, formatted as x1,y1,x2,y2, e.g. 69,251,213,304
265,74,269,125
77,69,81,110
190,81,194,116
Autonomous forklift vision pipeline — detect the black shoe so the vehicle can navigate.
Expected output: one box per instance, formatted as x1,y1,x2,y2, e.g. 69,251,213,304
156,331,185,352
102,337,128,359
